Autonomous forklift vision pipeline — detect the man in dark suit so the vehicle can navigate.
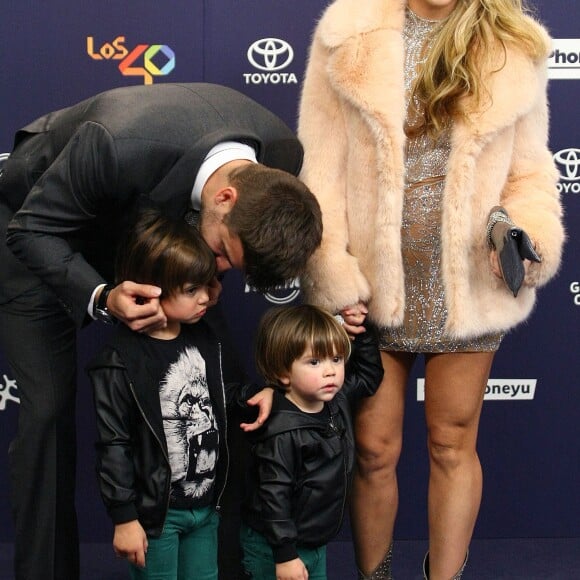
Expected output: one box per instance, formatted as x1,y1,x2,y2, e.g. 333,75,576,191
0,82,322,580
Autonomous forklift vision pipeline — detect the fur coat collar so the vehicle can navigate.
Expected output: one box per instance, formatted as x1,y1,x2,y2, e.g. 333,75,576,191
316,0,547,141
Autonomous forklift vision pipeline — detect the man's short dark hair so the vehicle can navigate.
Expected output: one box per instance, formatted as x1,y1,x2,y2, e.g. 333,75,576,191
226,164,322,291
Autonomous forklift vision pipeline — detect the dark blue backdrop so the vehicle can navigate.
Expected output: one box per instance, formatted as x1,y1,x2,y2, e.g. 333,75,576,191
0,0,578,546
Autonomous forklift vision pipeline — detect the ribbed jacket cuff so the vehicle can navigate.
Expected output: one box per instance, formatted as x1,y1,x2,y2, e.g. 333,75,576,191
273,542,299,563
108,503,139,525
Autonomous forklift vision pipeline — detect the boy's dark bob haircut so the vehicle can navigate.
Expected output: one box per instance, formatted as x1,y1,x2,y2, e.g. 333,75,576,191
255,304,352,387
116,208,216,297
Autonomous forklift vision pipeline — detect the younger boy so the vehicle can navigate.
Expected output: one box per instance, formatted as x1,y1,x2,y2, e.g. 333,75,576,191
241,304,383,580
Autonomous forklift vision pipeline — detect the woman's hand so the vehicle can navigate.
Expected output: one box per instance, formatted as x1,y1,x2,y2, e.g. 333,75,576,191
489,250,534,282
489,249,503,280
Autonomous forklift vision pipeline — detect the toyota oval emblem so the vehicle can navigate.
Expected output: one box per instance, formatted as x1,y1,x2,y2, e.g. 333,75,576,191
247,38,294,71
553,148,580,181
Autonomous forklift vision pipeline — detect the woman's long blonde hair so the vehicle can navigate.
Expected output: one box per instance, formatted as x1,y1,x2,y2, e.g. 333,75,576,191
414,0,550,133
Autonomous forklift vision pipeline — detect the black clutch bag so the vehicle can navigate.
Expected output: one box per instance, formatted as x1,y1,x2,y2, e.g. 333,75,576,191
491,221,541,297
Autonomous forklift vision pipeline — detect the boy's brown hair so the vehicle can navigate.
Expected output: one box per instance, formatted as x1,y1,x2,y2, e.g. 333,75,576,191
255,304,351,388
116,209,216,296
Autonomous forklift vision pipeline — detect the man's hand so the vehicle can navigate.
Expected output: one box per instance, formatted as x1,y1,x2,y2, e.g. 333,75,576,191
241,387,274,432
340,302,368,337
275,558,309,580
113,520,148,569
106,281,167,333
207,276,223,307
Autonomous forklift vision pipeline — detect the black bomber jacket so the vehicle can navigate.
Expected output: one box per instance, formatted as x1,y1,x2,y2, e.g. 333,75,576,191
242,330,384,563
87,320,260,538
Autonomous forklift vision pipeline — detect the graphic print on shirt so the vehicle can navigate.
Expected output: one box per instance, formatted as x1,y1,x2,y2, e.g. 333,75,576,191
159,346,218,501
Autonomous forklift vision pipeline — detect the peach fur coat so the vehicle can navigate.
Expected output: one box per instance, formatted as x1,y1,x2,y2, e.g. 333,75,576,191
298,0,564,339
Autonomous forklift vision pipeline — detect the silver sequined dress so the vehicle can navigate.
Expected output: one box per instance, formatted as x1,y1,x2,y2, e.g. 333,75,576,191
378,8,502,353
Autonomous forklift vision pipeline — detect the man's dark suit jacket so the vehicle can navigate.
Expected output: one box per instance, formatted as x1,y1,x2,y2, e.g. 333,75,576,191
0,82,303,327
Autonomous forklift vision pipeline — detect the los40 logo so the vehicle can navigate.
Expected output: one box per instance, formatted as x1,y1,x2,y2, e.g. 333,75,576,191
87,36,175,85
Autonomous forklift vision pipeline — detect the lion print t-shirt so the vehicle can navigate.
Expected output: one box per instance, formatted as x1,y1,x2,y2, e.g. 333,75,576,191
142,330,219,510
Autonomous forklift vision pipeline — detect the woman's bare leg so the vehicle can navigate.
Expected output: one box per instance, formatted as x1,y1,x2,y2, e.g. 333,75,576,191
351,350,415,575
424,351,494,579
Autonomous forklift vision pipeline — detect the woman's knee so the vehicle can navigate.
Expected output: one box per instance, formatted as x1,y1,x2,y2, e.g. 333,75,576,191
427,425,477,471
355,434,402,479
354,391,406,478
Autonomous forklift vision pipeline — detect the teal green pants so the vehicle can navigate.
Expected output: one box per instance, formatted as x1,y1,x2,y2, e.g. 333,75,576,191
240,524,327,580
130,506,219,580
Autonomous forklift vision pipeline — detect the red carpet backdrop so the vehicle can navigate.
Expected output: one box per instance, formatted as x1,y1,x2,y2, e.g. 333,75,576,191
0,0,578,543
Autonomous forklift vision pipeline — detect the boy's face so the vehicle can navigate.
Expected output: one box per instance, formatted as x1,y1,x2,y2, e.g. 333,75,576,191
161,283,211,325
280,348,346,412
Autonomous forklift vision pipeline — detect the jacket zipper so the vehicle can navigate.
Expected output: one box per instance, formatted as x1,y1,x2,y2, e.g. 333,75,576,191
329,410,348,536
215,342,229,513
128,379,172,527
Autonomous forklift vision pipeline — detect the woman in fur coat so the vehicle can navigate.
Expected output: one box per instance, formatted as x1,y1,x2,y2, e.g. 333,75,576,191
298,0,564,578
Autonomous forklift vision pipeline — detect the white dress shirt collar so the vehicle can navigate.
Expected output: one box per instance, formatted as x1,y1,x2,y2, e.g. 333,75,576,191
190,141,257,210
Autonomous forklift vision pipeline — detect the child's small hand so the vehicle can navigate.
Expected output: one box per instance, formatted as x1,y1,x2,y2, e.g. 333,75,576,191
241,387,274,432
275,558,309,579
113,520,148,569
340,302,368,337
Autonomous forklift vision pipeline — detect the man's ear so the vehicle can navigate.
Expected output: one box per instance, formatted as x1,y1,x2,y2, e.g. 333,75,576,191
213,186,238,216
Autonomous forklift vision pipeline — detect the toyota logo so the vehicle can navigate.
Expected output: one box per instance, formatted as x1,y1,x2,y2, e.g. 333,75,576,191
553,148,580,181
247,38,294,71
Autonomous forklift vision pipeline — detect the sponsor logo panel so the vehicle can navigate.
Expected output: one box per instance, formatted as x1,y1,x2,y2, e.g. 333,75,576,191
243,37,298,86
0,374,20,410
244,277,301,305
554,148,580,194
87,36,175,85
416,378,537,401
548,39,580,80
570,281,580,306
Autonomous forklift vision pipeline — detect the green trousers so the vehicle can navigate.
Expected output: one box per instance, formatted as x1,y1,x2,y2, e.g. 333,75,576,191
130,506,219,580
240,524,327,579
